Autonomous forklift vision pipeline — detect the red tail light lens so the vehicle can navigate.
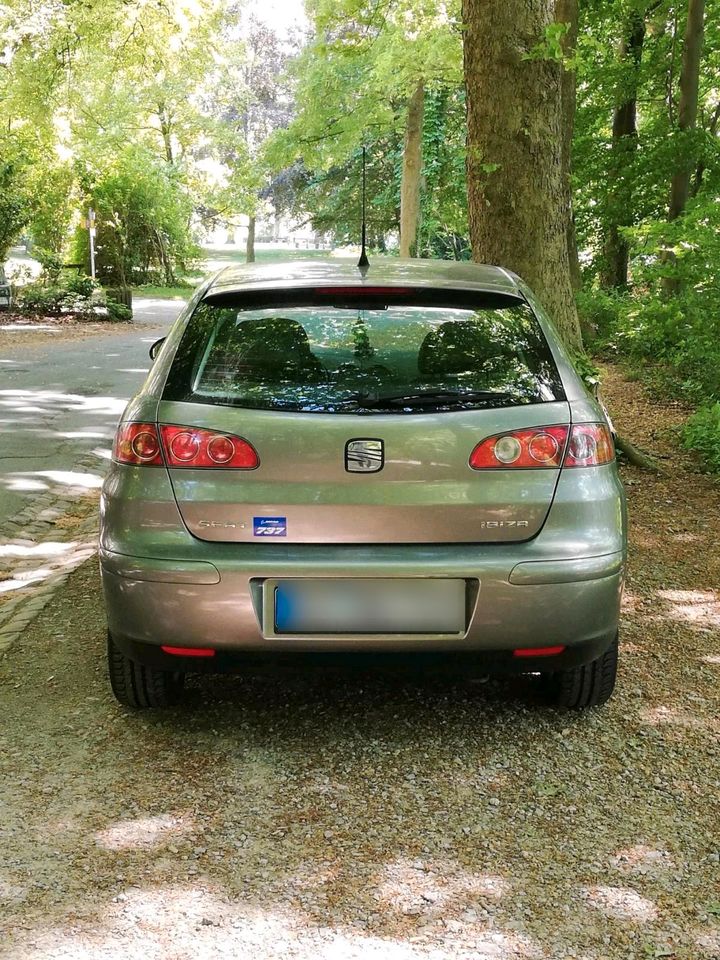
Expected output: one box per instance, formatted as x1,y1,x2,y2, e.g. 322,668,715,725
470,426,569,469
113,422,163,465
470,423,614,470
160,425,258,469
113,423,259,468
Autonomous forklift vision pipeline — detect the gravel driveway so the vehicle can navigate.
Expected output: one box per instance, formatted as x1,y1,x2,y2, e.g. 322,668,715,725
1,368,719,960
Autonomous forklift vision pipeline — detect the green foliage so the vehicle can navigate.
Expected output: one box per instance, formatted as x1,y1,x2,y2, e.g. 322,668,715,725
36,250,64,284
576,288,624,342
73,149,200,285
15,270,130,322
568,349,601,391
683,403,720,471
581,198,720,470
267,0,465,254
0,0,262,283
27,162,76,256
0,142,33,259
105,300,132,323
523,22,571,63
17,280,95,318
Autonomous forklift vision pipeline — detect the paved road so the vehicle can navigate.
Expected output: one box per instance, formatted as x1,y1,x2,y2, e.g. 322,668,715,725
0,298,185,527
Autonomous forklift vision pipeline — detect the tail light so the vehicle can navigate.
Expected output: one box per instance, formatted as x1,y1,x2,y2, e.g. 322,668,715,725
470,423,614,470
160,425,258,468
112,422,259,469
112,422,164,466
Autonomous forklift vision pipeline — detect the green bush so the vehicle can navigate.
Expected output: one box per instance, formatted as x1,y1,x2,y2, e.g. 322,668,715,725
683,404,720,472
72,147,200,286
105,301,132,322
65,273,99,298
15,273,130,321
575,288,625,343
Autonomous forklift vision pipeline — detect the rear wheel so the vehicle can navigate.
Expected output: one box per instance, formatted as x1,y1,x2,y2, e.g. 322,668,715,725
107,632,185,708
546,635,619,709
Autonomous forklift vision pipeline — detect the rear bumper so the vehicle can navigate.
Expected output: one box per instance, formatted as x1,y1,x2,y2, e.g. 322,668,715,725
100,546,624,661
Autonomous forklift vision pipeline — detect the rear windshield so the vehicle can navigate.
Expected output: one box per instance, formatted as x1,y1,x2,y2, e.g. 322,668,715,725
163,290,564,414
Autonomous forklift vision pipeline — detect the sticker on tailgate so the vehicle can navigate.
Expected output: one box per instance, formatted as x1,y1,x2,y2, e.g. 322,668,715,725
253,516,287,537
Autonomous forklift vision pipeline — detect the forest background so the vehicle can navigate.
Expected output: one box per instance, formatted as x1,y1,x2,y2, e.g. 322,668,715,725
1,0,718,467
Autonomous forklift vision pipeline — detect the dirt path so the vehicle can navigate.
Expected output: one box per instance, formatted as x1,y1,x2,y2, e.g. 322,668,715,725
1,367,719,960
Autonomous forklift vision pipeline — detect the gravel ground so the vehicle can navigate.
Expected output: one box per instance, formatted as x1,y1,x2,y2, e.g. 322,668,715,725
1,367,719,960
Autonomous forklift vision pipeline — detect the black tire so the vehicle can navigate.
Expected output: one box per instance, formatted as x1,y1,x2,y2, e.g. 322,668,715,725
107,632,184,708
548,635,619,710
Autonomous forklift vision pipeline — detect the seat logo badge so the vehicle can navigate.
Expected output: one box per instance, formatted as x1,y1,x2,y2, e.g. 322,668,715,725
346,439,384,473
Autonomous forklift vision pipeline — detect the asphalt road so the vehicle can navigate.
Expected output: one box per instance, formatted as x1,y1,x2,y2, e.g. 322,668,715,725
0,298,185,527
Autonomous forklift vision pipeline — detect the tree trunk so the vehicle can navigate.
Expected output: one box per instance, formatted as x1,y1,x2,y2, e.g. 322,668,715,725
663,0,705,296
600,12,646,290
462,0,582,349
668,0,705,221
691,100,720,196
157,103,174,165
399,82,424,258
246,215,256,263
556,0,582,292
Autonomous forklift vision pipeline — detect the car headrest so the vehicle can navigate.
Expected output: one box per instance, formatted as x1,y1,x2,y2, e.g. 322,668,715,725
417,320,496,377
221,317,323,380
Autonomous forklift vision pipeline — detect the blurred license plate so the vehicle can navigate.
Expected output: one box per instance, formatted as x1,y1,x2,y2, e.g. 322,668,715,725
274,579,466,635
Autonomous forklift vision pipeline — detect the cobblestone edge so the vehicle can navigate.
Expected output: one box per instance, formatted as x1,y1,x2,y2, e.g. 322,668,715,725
0,452,104,654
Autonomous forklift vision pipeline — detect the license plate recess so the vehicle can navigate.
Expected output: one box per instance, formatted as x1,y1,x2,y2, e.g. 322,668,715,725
265,578,468,637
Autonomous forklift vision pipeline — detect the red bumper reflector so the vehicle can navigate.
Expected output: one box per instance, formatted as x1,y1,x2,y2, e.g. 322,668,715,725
512,645,566,658
161,646,216,658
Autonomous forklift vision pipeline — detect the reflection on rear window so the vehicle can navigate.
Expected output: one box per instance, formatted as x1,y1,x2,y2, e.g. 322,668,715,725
164,293,564,414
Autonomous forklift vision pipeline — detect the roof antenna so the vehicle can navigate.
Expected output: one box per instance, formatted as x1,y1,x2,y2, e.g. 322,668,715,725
357,145,370,270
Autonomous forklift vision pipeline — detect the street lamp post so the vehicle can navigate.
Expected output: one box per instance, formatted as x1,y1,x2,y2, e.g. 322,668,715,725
88,208,96,279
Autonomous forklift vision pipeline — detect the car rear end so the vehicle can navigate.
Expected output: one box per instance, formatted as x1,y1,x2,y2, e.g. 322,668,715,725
100,262,626,707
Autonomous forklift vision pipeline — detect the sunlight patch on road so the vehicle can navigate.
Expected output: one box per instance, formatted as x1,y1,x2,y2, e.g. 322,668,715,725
36,470,104,489
13,884,542,959
695,927,720,956
375,858,509,917
581,884,658,923
657,588,720,628
0,541,78,559
610,844,675,876
0,389,127,416
639,704,717,732
0,567,54,592
95,815,194,851
2,477,48,492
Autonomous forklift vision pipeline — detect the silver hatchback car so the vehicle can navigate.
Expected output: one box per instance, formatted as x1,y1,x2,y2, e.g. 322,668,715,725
100,259,626,709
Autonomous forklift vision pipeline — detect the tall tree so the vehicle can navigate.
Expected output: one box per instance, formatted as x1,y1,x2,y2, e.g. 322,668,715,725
270,0,462,256
668,0,706,221
600,8,648,290
555,0,581,291
399,82,425,257
663,0,706,295
462,0,582,348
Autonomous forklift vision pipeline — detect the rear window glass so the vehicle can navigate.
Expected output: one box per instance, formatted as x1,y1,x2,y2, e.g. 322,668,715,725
163,290,564,414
